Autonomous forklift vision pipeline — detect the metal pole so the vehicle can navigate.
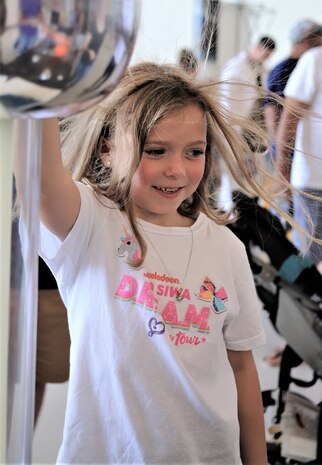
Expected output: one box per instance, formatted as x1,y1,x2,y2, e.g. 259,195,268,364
0,105,13,465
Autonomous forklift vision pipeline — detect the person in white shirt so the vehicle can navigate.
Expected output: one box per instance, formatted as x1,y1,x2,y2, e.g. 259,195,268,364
276,42,322,272
219,36,276,210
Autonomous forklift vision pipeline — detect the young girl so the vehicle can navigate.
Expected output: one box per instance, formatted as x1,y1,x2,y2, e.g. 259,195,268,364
26,62,274,464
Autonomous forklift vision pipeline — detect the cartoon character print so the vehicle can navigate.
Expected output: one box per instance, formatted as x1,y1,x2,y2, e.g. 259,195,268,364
115,229,214,346
117,226,140,261
196,276,228,314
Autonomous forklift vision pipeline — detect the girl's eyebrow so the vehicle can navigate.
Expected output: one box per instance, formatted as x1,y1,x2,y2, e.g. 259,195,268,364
144,139,207,146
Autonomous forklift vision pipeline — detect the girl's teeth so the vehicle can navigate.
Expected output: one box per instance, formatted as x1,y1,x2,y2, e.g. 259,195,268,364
159,187,178,192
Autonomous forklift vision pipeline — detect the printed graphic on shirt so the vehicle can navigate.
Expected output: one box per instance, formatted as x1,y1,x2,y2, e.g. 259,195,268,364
114,273,212,347
147,317,166,337
116,227,140,261
115,227,228,347
196,276,228,314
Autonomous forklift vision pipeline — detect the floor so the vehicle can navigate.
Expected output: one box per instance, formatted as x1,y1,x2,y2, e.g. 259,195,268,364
32,307,322,464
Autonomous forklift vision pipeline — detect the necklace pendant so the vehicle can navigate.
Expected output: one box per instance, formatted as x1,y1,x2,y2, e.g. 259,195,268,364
176,290,184,302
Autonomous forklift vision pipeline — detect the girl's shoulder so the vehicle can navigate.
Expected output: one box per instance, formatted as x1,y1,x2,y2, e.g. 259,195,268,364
76,181,116,210
75,181,123,229
198,213,246,251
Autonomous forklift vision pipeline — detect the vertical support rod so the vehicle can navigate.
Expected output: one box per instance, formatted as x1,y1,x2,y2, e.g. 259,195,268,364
6,119,41,464
0,108,13,464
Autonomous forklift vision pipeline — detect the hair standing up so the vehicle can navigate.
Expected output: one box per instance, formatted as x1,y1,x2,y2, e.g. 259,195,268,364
60,61,309,265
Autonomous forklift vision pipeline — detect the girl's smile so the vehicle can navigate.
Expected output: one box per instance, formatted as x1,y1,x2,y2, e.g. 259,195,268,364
131,103,207,226
153,186,183,197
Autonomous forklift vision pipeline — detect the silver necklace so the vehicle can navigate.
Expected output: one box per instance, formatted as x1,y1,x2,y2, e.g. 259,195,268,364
144,226,194,302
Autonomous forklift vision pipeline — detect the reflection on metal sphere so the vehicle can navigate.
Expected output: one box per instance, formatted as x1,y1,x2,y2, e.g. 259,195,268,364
0,0,140,118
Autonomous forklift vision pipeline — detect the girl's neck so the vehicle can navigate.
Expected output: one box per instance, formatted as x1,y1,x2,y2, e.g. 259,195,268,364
134,208,195,228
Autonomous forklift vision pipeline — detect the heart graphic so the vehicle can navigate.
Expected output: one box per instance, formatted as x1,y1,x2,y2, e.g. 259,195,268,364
147,317,165,337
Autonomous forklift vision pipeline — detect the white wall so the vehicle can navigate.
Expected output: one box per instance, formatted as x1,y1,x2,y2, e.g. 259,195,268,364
130,0,197,64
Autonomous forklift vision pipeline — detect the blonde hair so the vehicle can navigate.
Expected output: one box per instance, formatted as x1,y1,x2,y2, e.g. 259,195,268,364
60,61,314,265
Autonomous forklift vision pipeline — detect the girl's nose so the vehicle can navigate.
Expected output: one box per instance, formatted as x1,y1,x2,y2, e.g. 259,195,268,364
164,153,185,177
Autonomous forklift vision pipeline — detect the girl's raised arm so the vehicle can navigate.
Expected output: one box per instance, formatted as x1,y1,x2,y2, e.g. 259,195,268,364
14,118,80,241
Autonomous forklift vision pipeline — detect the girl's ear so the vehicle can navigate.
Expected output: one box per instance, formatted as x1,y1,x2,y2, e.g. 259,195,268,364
99,138,112,167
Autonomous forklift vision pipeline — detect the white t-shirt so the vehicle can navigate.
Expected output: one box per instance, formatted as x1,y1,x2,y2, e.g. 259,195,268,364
284,46,322,189
37,182,265,465
220,51,264,120
219,52,265,210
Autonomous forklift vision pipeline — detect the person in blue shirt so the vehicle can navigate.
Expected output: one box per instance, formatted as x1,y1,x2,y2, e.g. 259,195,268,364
264,19,322,152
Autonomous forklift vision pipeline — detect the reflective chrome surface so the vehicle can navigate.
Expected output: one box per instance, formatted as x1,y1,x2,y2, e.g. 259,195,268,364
0,0,140,118
7,119,41,464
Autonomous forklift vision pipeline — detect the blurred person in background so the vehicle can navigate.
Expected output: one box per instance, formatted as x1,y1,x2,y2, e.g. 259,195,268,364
177,47,199,79
218,36,276,211
276,40,322,274
264,19,322,161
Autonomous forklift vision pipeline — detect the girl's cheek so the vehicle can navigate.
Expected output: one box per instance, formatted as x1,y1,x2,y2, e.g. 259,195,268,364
192,161,206,184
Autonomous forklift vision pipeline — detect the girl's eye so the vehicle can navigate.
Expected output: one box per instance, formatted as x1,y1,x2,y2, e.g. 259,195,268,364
143,149,165,156
187,149,205,158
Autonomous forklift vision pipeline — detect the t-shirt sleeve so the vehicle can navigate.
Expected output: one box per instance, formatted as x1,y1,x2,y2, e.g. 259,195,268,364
38,182,96,304
223,243,266,351
284,51,316,105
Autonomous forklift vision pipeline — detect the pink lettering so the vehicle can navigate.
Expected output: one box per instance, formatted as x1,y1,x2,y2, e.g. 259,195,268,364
161,301,179,326
135,281,158,310
156,284,164,296
114,274,137,300
156,285,190,300
174,331,202,346
180,305,211,331
177,288,190,300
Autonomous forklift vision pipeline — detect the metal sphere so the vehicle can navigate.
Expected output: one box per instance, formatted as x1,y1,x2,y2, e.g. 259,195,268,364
0,0,140,118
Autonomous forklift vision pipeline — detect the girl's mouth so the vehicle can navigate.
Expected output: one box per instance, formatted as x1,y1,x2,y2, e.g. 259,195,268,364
154,186,181,193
